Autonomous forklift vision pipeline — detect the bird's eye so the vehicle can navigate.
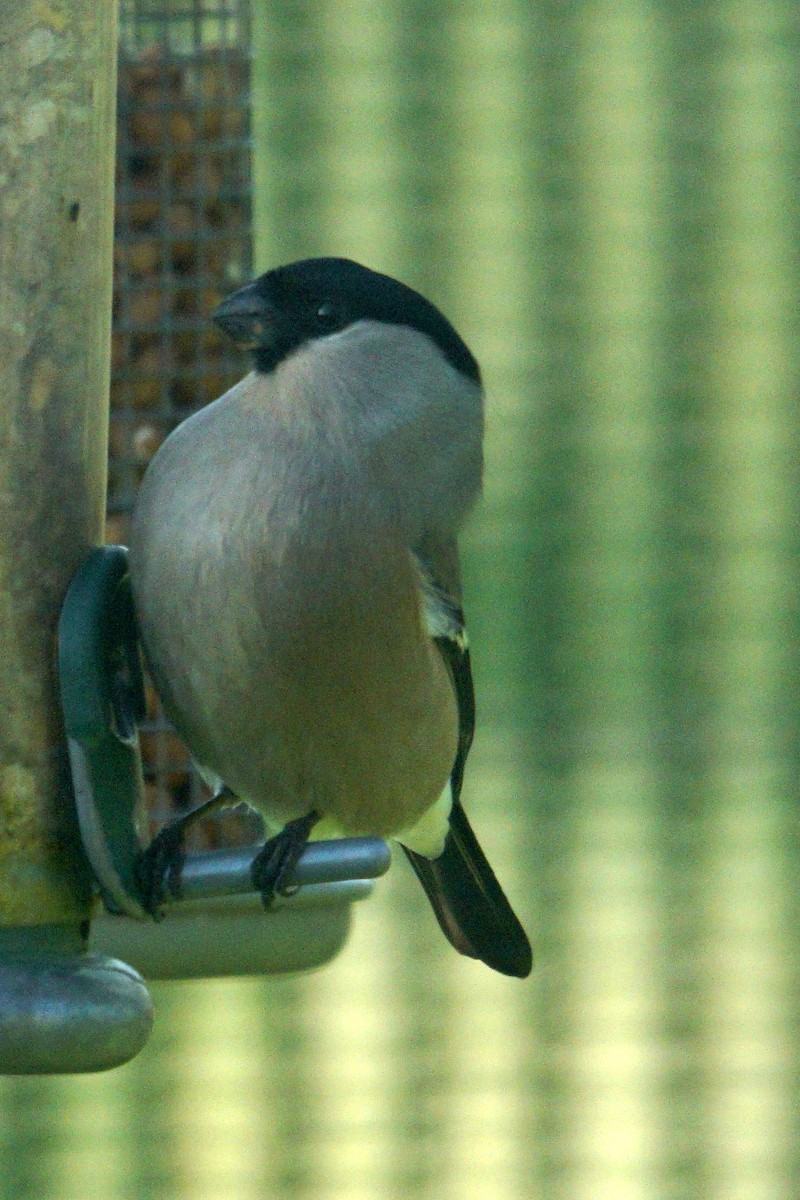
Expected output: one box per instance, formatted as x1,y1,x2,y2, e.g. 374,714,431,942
314,301,343,330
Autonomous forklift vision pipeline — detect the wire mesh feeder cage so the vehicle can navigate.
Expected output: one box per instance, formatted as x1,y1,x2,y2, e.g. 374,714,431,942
109,0,259,856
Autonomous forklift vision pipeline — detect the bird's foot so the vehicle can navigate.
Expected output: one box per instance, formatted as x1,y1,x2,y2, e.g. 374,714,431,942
251,811,319,908
135,818,189,918
135,785,237,918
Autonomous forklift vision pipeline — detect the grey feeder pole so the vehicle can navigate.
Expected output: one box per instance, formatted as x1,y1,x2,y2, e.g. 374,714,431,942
0,0,153,1071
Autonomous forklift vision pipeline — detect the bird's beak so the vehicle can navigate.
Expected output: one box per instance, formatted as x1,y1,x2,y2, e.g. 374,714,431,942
213,285,273,350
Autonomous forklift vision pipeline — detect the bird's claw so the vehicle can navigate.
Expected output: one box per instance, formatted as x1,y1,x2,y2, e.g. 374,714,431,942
135,820,188,918
250,811,318,908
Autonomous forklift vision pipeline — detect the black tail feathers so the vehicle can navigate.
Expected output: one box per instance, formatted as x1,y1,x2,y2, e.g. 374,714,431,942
402,801,532,979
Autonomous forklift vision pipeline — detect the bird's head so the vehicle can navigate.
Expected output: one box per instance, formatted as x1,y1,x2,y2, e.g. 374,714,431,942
213,257,480,384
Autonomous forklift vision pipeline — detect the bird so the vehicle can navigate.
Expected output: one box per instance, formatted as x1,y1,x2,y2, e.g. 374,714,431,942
128,256,532,979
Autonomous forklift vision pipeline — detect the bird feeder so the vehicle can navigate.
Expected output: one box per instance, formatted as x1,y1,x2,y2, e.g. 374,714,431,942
0,0,153,1075
0,0,388,1075
59,542,391,982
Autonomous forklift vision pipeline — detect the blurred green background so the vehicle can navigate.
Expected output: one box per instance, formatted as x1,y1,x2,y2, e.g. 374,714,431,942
3,1,800,1197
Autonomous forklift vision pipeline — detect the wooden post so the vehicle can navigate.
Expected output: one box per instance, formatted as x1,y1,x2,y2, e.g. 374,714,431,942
0,0,152,1073
0,0,117,924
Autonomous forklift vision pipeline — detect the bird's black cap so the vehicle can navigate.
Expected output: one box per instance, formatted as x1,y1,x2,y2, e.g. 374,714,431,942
213,257,481,385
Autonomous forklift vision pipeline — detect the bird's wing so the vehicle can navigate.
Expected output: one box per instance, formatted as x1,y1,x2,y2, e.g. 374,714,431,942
403,550,532,978
416,565,474,805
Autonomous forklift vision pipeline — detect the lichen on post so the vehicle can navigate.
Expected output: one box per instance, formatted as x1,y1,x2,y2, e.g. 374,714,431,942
0,0,120,927
0,0,154,1076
